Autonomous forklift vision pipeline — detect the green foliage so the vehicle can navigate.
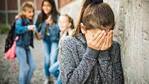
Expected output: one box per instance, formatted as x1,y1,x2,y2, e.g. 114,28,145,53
0,24,10,34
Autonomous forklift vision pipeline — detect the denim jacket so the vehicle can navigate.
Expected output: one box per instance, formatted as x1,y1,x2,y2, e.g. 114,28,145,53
15,18,34,48
40,22,60,43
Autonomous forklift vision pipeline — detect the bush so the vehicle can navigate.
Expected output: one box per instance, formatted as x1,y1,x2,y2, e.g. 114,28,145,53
0,24,10,34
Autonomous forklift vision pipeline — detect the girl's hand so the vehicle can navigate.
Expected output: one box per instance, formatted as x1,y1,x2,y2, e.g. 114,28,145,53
46,15,53,25
86,30,113,51
35,32,42,40
28,25,35,31
86,30,106,50
100,30,113,50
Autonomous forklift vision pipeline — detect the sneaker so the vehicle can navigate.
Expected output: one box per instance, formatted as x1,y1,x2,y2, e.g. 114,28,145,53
44,77,54,84
44,79,50,84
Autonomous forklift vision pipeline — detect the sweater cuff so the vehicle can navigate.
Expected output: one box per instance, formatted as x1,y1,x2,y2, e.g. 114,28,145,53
84,47,99,60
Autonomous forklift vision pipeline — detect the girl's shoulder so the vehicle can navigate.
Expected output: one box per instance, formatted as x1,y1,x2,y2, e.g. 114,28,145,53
15,18,27,24
16,17,31,26
111,41,121,51
15,17,23,22
112,41,120,47
60,36,76,44
59,36,78,48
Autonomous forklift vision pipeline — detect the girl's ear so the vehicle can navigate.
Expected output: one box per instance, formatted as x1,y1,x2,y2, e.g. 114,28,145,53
80,23,87,34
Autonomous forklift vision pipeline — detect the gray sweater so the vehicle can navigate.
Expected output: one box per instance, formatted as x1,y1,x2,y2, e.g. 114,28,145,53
59,33,124,84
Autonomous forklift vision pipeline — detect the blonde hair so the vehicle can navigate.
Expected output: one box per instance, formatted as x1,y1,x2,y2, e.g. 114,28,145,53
61,14,75,29
19,1,35,18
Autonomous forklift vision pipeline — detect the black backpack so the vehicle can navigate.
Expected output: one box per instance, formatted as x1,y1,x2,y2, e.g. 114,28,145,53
4,21,16,53
4,18,27,52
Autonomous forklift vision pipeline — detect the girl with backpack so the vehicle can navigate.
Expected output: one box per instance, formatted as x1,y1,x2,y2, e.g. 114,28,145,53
15,1,36,84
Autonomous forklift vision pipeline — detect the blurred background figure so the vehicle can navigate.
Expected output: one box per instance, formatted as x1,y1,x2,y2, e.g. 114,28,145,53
59,14,74,38
35,0,60,84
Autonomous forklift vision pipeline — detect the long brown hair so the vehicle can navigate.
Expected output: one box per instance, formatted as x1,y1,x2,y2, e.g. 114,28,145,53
72,0,103,36
40,0,60,23
73,0,116,36
82,3,115,30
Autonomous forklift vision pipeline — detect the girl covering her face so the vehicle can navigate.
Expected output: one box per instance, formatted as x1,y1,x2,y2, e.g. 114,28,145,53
59,1,124,84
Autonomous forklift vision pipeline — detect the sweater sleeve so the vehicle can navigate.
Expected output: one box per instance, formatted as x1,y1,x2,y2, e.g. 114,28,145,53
15,18,28,34
112,42,124,84
59,37,99,84
97,42,124,84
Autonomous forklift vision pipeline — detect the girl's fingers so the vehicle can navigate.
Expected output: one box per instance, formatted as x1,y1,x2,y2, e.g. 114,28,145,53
93,30,105,40
96,32,106,48
101,30,113,50
100,37,107,50
87,30,113,50
107,30,113,48
106,36,109,49
106,31,110,48
109,31,113,47
88,32,105,50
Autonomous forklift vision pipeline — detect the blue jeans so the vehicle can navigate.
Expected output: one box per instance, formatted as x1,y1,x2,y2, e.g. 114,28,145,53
16,46,36,84
57,72,62,84
50,42,58,65
49,62,62,84
49,61,59,78
43,41,58,78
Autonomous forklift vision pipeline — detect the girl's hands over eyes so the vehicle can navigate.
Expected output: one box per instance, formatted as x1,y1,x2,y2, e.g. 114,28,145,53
86,30,113,51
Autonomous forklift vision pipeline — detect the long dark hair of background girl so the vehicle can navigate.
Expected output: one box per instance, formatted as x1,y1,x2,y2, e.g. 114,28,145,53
41,0,60,23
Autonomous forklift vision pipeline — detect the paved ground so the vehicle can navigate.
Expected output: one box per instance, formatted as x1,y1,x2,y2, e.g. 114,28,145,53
0,34,53,84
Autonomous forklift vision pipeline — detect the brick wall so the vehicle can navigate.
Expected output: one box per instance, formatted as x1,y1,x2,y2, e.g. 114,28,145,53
0,0,74,25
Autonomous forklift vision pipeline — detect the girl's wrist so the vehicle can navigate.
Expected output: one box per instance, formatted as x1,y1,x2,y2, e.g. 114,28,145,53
27,26,30,30
85,47,99,59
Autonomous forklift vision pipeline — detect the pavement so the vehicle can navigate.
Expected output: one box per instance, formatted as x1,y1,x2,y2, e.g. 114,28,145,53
0,34,53,84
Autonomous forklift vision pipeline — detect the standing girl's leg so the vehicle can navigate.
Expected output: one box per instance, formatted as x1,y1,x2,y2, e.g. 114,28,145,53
56,70,62,84
49,61,59,78
50,42,58,65
42,41,51,78
49,62,62,84
26,48,36,84
16,46,29,84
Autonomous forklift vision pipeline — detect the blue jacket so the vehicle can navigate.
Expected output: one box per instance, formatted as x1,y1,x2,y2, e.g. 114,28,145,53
40,22,60,43
15,18,34,48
